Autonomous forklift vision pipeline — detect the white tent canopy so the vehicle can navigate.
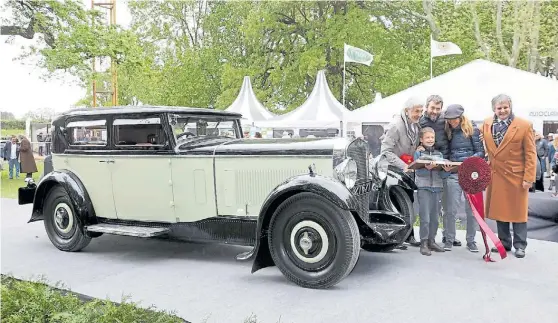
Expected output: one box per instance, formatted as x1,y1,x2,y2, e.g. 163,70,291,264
347,59,558,126
257,70,351,128
225,76,275,124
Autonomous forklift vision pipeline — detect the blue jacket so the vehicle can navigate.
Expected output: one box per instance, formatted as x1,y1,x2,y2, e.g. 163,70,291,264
413,147,448,190
419,114,450,160
448,123,485,162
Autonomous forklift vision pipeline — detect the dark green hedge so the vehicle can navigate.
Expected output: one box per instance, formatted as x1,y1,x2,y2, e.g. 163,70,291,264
1,120,26,130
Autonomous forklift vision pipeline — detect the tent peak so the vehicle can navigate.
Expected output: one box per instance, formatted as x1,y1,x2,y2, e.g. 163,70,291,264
225,75,275,123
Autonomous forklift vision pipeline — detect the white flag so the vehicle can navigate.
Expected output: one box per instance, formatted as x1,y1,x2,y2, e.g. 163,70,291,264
344,43,373,66
430,36,462,58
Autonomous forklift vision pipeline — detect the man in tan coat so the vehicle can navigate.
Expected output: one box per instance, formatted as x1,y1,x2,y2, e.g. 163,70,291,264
481,94,537,258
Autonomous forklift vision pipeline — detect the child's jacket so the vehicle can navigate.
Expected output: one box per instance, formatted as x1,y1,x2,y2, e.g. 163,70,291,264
413,146,448,191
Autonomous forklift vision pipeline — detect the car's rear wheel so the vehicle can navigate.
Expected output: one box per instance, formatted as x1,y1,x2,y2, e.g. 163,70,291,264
43,185,91,252
268,192,360,289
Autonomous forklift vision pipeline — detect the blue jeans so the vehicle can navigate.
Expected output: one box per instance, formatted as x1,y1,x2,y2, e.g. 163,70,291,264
445,173,478,244
8,159,20,178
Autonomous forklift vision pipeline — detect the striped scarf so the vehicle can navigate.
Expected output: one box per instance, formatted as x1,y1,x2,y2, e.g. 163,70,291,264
492,113,514,147
401,114,419,147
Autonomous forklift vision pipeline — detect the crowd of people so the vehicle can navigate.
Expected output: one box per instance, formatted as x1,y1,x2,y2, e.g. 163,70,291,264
536,132,558,191
379,93,552,259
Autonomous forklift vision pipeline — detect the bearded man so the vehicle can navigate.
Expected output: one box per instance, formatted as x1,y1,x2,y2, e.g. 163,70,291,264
481,94,537,258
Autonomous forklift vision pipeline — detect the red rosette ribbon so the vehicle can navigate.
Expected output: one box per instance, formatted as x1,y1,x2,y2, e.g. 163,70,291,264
458,157,507,262
399,153,414,165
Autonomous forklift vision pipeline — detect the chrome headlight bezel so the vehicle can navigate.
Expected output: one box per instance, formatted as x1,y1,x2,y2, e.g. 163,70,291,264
372,154,388,181
334,158,358,189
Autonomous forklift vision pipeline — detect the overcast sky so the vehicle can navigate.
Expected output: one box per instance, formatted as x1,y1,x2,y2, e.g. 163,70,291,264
0,0,132,118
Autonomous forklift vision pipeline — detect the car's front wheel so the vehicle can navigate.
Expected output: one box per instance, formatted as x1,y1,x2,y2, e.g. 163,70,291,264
43,185,92,252
268,192,360,289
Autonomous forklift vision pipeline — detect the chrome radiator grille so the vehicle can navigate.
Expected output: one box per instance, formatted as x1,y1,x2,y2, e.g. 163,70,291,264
346,139,370,220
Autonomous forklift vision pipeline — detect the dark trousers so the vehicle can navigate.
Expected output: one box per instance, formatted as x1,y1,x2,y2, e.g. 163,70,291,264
496,221,528,250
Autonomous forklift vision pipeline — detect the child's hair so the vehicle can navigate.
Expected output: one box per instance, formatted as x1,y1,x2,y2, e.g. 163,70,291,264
420,127,435,139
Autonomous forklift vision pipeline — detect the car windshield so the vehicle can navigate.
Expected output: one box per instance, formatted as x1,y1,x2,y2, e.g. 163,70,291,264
168,113,240,148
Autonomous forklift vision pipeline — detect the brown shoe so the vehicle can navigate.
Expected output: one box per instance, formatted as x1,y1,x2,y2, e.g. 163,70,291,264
420,240,431,256
428,239,445,252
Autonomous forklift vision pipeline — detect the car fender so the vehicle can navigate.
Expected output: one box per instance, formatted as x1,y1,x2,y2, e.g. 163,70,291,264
250,173,359,273
384,166,417,200
29,170,97,230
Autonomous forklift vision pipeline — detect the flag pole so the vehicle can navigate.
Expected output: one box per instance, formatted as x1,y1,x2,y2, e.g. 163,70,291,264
430,34,433,79
342,58,346,107
430,54,433,79
342,54,346,137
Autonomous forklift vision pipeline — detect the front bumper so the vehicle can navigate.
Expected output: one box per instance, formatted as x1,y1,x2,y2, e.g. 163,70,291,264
359,210,411,245
18,182,36,205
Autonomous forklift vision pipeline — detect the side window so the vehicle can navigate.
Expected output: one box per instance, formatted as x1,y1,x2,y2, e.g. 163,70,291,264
52,126,69,154
67,119,108,147
113,116,169,150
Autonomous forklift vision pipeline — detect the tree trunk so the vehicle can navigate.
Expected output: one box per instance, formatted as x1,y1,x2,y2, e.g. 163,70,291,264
470,3,490,59
527,1,541,73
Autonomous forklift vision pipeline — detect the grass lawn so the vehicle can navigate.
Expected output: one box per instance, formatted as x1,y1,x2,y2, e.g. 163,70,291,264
1,274,188,322
1,160,44,199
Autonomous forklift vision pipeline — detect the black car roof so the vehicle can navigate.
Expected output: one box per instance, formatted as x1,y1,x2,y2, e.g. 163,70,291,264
52,106,242,124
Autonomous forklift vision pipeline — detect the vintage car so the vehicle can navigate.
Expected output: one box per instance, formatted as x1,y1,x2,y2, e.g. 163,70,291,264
18,106,416,289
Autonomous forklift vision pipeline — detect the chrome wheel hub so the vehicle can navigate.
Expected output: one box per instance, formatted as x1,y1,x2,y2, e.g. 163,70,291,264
290,220,329,264
54,203,74,234
299,232,313,255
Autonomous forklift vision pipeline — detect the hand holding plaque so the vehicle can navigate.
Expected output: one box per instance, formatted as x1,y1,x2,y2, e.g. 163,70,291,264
408,159,462,172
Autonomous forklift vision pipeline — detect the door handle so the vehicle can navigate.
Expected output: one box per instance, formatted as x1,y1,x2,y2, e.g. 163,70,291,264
99,160,115,163
107,160,115,163
99,160,107,163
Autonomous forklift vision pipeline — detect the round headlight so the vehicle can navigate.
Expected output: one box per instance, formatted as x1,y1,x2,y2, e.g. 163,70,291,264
334,158,358,189
374,154,388,180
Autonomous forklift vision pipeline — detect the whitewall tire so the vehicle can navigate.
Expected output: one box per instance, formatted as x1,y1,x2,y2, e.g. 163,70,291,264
268,192,360,289
43,185,91,252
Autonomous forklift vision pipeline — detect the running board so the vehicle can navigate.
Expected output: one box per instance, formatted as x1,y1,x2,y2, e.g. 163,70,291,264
85,223,170,238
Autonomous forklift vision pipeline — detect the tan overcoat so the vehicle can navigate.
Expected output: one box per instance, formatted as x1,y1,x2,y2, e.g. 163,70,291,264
481,116,537,223
19,138,38,173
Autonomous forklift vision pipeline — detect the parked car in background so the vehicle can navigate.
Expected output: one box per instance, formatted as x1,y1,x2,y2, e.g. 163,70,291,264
19,106,416,289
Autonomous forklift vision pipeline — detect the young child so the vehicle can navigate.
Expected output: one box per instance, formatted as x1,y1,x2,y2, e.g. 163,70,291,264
413,127,449,256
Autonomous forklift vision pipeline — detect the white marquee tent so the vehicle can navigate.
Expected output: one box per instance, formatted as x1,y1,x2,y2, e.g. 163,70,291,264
346,59,558,133
257,70,351,129
225,76,275,125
